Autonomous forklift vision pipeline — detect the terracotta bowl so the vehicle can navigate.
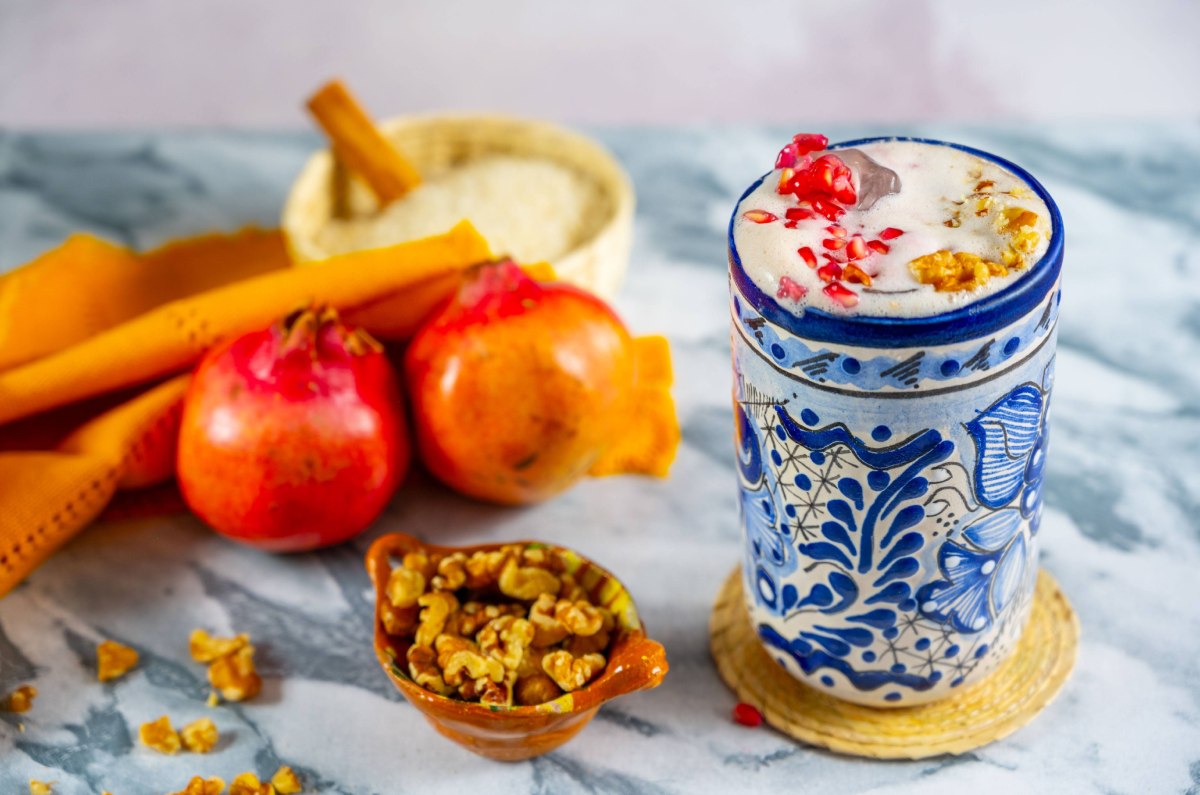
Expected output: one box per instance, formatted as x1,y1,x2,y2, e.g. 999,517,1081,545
365,532,668,761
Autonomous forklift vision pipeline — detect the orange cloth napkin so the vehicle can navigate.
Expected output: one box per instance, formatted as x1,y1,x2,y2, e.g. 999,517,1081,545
0,222,491,596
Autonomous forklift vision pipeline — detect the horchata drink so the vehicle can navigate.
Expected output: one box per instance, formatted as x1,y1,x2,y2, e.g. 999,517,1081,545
729,134,1063,707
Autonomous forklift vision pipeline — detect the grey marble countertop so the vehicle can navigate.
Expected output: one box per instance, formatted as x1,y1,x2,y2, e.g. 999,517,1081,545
1,124,1198,794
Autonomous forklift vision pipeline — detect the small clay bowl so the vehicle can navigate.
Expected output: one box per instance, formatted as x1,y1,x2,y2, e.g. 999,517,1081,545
365,532,668,761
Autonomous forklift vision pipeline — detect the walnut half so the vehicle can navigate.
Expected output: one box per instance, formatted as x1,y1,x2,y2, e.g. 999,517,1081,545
542,650,607,692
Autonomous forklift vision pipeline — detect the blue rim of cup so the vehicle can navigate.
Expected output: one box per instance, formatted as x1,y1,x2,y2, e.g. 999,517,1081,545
727,136,1065,349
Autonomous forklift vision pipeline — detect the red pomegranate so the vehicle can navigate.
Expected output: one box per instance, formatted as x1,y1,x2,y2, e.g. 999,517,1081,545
177,307,408,551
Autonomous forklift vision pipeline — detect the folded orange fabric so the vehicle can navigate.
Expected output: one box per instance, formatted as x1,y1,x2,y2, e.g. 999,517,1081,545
0,221,491,596
0,221,490,427
0,229,289,371
0,376,188,594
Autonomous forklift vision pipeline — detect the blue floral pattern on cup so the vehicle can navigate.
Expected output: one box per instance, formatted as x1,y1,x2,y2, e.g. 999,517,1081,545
733,288,1057,706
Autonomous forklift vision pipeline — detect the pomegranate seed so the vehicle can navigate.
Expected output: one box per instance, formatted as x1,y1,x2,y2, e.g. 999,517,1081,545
777,168,794,192
823,281,860,308
879,227,905,240
867,239,890,255
733,702,763,728
743,210,777,224
775,143,799,170
846,235,867,260
843,262,872,286
831,174,857,205
791,133,829,156
785,207,814,221
817,262,843,282
776,275,807,302
821,237,845,251
825,225,847,238
815,160,834,189
797,246,817,268
811,199,844,222
784,220,798,229
817,155,858,205
776,153,855,206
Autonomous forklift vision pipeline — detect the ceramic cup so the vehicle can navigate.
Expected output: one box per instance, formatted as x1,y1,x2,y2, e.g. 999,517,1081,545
729,138,1063,707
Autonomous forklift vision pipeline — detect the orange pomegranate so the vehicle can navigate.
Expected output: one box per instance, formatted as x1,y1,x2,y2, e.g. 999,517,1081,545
405,260,677,505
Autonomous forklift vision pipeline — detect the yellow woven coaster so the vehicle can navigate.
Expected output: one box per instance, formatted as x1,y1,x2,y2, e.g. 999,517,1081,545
710,566,1078,759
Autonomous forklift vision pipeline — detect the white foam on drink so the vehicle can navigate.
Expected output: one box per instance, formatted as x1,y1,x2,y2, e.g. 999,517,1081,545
733,140,1053,319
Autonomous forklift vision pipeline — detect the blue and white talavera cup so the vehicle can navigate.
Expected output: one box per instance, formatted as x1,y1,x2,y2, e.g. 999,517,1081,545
729,138,1063,707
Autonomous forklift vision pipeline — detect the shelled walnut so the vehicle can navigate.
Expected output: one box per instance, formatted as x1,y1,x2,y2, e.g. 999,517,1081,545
380,544,613,706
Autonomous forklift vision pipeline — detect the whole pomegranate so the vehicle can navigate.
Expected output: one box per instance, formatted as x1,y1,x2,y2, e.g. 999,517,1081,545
177,307,408,551
406,259,658,505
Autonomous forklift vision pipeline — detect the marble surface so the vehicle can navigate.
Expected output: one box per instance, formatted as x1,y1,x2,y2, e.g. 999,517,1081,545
1,124,1198,794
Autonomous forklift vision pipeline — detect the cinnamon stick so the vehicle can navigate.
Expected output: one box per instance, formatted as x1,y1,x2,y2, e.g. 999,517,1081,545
306,79,422,204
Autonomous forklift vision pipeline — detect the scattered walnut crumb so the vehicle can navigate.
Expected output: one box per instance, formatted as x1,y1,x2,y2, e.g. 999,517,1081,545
208,645,263,702
190,629,250,663
180,717,220,753
97,640,139,682
139,715,182,754
29,781,53,795
229,772,274,795
3,684,37,713
189,627,262,703
170,777,226,795
270,765,303,794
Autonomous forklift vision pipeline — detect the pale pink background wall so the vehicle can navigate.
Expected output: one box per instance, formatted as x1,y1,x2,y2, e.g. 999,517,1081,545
1,0,1196,126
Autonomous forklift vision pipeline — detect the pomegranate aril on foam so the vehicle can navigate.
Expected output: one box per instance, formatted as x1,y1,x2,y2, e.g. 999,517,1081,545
743,209,777,224
843,262,872,286
817,262,843,283
777,168,794,192
750,134,921,314
823,281,860,308
776,276,807,302
811,199,844,222
791,133,829,156
775,143,800,170
846,235,868,260
790,156,857,205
